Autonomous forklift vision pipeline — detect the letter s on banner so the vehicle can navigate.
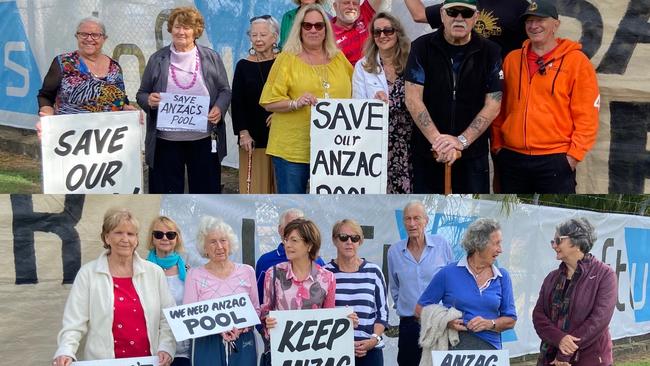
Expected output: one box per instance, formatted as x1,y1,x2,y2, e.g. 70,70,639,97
5,41,29,97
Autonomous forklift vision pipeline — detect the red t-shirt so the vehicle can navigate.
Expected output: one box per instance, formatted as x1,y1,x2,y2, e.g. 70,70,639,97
112,277,151,358
526,44,560,80
331,0,375,65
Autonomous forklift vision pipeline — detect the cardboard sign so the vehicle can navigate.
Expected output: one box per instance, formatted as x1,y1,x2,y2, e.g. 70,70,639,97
156,92,209,132
164,293,260,341
431,350,510,366
72,356,158,366
269,307,354,366
310,99,389,194
40,111,142,193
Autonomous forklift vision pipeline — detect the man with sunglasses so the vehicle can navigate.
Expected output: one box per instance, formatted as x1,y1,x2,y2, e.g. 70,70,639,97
331,0,385,64
387,201,452,365
405,0,503,194
491,0,600,193
405,0,529,57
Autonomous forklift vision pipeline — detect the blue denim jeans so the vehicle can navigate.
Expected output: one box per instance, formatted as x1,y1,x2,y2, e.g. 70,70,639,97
272,156,309,193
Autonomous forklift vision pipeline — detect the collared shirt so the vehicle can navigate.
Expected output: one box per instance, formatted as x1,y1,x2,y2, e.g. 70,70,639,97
387,233,453,317
255,243,327,304
331,0,375,65
418,257,517,349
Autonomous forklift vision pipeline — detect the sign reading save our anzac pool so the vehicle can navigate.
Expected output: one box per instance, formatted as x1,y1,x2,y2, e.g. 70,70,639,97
310,99,388,194
156,92,209,133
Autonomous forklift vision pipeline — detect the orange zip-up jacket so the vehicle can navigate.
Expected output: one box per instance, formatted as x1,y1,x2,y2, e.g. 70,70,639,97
491,38,600,161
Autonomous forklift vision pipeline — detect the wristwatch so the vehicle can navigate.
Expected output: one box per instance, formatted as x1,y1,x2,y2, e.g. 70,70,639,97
371,333,383,343
457,134,469,150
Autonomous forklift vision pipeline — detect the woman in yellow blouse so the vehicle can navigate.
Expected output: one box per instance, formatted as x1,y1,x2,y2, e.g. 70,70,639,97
260,4,353,193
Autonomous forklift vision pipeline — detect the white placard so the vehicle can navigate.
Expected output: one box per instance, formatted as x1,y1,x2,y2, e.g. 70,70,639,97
310,99,388,194
269,307,355,366
40,111,142,193
164,293,260,341
72,356,158,366
432,350,510,366
156,92,209,132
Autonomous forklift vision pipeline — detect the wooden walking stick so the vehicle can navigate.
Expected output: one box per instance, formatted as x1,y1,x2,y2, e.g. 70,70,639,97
433,150,462,194
246,148,253,194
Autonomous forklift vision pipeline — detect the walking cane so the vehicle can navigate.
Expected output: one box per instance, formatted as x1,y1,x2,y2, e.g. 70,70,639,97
433,150,462,194
246,148,253,194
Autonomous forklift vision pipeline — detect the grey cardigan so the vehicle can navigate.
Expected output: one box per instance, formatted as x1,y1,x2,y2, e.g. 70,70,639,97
136,44,231,168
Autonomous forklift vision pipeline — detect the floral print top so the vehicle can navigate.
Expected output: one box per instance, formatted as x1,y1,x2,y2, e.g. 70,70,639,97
260,261,336,321
387,75,414,193
37,51,128,114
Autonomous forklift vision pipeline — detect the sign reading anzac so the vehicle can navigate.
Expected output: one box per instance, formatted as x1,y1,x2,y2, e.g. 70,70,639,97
310,99,388,194
431,350,509,366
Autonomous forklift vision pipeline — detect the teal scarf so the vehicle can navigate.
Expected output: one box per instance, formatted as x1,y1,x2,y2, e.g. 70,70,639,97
147,249,186,282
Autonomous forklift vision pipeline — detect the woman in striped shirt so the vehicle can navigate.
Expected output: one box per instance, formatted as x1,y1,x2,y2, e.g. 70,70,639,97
324,219,389,366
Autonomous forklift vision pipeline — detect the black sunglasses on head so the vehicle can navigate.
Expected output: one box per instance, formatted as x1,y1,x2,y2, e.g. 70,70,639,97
301,21,325,31
337,234,361,243
152,230,178,240
250,14,272,23
536,57,548,75
373,27,396,38
445,7,476,19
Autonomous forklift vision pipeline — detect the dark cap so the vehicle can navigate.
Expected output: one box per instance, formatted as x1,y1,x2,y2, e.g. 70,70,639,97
520,0,558,20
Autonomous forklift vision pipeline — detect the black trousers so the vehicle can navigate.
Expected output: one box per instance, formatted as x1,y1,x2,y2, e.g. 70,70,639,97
412,153,489,193
149,136,221,193
398,317,422,366
496,149,576,193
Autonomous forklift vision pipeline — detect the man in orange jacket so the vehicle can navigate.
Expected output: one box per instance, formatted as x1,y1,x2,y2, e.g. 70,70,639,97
491,0,600,193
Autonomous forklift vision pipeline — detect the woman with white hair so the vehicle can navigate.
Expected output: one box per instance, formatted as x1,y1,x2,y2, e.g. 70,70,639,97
415,218,517,351
183,216,260,366
232,15,281,193
260,4,353,193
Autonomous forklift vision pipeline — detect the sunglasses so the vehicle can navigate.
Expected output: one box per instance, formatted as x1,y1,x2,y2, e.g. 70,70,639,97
337,234,361,243
301,21,325,31
550,235,570,246
445,8,476,19
152,231,178,240
536,57,548,75
250,14,271,23
373,27,396,38
76,32,104,40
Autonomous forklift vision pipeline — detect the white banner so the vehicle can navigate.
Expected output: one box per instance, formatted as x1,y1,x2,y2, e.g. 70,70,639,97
270,307,354,366
164,293,260,341
156,92,209,132
72,356,158,366
432,350,509,366
40,110,142,193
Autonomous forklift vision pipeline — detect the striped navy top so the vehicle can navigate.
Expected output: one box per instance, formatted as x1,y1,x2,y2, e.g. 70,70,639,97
324,259,389,342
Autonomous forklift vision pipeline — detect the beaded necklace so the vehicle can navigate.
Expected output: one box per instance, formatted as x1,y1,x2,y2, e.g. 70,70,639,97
170,46,200,90
305,51,330,98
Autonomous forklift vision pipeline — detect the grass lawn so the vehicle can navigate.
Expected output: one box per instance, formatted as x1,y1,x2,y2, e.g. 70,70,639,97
0,151,41,193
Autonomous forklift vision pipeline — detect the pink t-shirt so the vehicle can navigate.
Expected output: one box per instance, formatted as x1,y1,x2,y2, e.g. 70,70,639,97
183,263,260,316
332,0,375,65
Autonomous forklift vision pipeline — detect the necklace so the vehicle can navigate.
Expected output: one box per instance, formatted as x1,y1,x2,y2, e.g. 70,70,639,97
468,259,489,276
170,47,200,90
305,51,330,98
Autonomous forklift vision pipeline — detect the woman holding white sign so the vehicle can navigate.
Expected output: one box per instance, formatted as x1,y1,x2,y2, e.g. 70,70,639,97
260,4,353,193
533,218,616,366
415,218,517,351
324,219,388,366
183,216,259,366
146,216,191,366
352,12,414,193
53,208,176,366
137,7,231,194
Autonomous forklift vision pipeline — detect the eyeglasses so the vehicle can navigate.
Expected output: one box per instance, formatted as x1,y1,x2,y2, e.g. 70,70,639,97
536,57,547,75
301,21,325,31
445,8,476,19
373,27,396,38
152,231,178,240
337,234,361,243
550,235,570,246
250,14,272,23
76,32,105,40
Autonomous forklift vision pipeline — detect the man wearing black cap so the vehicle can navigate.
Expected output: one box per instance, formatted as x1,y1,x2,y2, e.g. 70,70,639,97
491,0,600,193
405,0,530,57
404,0,503,194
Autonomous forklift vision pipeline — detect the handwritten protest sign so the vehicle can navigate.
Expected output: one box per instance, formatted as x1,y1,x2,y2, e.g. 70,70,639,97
156,92,209,132
72,356,158,366
310,99,388,194
270,307,354,366
432,350,509,366
164,293,260,341
41,111,142,193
